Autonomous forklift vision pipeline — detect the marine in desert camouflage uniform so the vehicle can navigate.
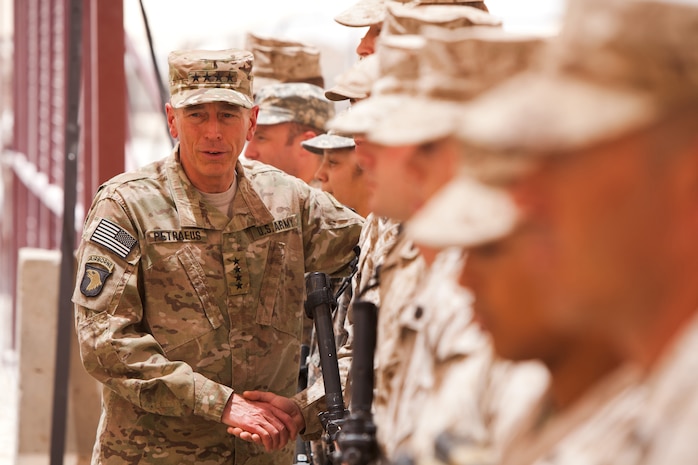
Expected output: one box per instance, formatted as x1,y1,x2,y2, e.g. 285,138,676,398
330,22,550,462
409,0,698,463
73,49,363,465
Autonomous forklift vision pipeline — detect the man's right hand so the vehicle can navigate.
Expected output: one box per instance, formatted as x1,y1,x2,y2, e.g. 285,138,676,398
221,392,296,452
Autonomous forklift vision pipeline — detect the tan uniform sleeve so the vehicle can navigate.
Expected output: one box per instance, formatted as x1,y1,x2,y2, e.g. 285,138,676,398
301,185,364,276
72,195,233,423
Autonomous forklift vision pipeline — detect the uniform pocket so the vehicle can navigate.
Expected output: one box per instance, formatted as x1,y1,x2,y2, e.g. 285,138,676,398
146,245,225,352
255,241,302,339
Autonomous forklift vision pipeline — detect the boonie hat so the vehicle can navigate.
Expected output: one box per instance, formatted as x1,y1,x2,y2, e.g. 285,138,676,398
368,27,545,146
328,34,426,136
325,55,380,102
382,2,501,37
456,0,698,162
168,49,254,109
407,169,519,248
335,0,390,27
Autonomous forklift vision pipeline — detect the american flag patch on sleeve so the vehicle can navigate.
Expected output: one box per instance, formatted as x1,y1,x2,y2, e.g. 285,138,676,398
90,218,138,259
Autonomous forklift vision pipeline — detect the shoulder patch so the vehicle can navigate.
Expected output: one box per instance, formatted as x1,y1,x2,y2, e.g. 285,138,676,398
90,218,137,259
80,255,115,297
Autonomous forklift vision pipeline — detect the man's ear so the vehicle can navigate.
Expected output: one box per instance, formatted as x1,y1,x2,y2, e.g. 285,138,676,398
246,106,259,141
299,130,318,142
165,103,179,139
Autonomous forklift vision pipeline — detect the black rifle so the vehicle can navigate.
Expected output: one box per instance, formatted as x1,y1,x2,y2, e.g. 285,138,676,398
305,272,350,462
336,300,379,465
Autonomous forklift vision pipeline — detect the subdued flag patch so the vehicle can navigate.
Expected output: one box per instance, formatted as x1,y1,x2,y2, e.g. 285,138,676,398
90,218,137,259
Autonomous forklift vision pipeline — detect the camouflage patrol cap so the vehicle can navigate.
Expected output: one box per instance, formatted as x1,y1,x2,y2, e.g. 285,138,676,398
328,34,426,135
335,0,389,27
325,55,379,102
255,82,336,131
456,0,698,165
246,33,324,91
301,130,356,155
382,2,501,37
407,170,519,248
367,28,546,146
168,49,254,109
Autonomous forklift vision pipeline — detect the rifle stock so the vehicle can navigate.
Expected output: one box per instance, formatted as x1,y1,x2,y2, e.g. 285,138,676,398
336,300,379,465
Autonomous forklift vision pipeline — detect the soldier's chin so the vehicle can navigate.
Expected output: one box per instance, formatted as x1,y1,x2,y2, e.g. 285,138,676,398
472,309,489,333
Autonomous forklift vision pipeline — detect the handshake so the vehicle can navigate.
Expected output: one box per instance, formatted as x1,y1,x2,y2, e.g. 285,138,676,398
222,391,306,452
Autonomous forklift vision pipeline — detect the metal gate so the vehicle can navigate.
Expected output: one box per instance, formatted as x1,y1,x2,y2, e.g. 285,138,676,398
1,0,126,349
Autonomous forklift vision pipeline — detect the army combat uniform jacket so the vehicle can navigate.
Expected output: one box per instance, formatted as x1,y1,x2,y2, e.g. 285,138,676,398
72,149,363,465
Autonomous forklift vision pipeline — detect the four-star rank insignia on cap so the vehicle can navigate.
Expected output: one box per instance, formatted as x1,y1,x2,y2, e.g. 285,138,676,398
80,255,115,297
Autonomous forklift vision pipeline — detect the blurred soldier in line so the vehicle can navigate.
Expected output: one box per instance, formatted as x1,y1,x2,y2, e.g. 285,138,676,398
410,0,698,463
246,33,325,93
330,24,549,462
304,131,371,219
293,130,370,464
334,0,493,57
335,0,390,57
244,82,335,186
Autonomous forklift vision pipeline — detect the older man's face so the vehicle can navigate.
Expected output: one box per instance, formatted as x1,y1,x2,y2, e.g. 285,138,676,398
167,101,257,193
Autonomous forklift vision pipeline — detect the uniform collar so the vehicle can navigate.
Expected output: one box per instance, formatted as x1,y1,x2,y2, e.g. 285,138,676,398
166,144,274,231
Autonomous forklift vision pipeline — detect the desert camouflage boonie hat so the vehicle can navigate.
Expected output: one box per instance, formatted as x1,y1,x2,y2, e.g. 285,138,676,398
302,130,356,155
368,27,546,146
407,169,520,248
382,2,501,37
255,82,336,131
335,0,389,27
456,0,698,161
327,34,425,136
246,33,324,91
168,49,254,109
325,55,379,102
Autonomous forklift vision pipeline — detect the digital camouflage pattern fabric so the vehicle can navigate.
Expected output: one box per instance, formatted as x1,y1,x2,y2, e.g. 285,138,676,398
246,33,324,91
73,148,363,465
255,82,336,131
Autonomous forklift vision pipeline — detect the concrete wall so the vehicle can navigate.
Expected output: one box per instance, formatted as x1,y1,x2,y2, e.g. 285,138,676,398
15,248,100,465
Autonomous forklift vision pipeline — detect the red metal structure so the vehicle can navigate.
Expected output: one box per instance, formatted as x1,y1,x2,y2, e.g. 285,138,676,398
2,0,126,348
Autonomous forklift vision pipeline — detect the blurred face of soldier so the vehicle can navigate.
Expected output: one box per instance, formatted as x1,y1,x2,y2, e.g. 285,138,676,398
315,148,371,217
460,224,572,362
499,119,698,349
405,136,461,211
166,101,257,193
356,24,382,57
245,122,319,180
354,136,421,221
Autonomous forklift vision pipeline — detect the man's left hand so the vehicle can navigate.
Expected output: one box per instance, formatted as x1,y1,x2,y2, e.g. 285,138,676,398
227,390,306,447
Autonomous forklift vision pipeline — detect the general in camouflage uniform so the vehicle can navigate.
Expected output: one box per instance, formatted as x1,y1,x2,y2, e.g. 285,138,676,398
73,49,363,465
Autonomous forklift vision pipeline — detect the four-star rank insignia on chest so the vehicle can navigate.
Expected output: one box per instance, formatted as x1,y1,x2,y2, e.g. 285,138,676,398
225,252,251,296
80,255,115,297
